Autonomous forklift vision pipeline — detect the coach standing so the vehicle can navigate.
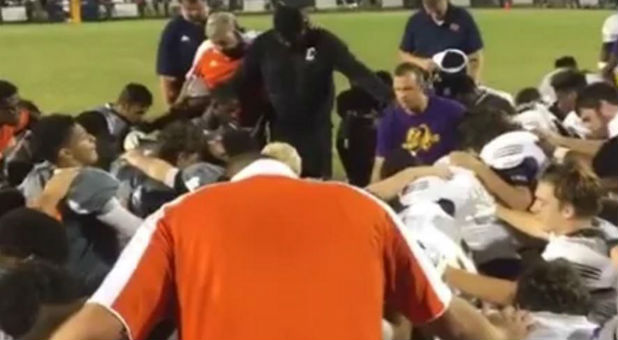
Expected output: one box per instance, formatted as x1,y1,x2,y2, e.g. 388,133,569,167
156,0,209,107
399,0,484,82
234,4,393,179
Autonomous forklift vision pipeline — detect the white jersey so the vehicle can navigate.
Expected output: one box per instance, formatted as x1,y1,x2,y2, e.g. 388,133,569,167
514,103,561,134
563,111,591,138
543,232,616,290
480,130,548,186
399,200,477,273
539,68,564,104
527,312,597,340
399,165,519,263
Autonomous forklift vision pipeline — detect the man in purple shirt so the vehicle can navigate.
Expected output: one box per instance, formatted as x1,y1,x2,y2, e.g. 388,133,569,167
371,62,465,182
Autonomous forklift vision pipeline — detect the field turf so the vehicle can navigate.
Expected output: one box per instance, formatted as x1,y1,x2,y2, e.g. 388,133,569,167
0,9,613,176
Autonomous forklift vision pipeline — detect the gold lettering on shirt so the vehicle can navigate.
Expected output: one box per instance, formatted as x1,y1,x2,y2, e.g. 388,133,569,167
402,124,440,152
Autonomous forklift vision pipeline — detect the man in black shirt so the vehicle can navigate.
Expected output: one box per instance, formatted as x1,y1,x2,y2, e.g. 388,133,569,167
234,4,393,178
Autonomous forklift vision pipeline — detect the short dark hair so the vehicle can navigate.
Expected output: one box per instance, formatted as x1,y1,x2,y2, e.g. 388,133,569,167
222,129,260,158
516,259,591,315
458,107,520,153
541,161,603,218
0,259,82,338
0,189,25,218
76,110,111,137
380,148,420,180
550,69,587,94
575,82,618,113
31,114,76,163
0,80,18,102
0,208,69,265
554,56,578,69
158,121,205,165
375,70,393,87
117,83,153,107
393,62,429,87
515,87,542,106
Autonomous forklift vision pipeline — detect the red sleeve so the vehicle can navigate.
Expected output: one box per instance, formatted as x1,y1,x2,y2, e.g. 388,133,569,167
89,210,175,340
383,214,453,325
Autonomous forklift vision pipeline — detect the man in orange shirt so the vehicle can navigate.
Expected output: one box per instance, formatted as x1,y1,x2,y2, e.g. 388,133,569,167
0,80,23,159
52,153,532,340
182,12,257,100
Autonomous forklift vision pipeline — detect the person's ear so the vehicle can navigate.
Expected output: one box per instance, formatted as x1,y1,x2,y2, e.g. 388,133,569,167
562,203,576,219
57,147,72,162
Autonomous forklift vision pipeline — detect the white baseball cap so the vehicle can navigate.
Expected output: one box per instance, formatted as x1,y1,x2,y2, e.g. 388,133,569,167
432,49,469,74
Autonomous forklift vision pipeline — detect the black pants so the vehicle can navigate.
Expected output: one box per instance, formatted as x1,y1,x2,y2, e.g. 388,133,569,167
271,124,332,179
336,118,376,187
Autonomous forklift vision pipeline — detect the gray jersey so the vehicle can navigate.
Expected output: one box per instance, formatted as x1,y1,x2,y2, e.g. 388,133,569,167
18,161,55,203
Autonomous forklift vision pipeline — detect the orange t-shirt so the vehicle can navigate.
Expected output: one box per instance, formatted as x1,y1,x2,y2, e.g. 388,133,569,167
0,109,30,159
90,159,451,340
191,42,242,89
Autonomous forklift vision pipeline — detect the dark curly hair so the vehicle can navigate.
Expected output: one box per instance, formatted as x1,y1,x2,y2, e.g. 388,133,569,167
0,208,69,265
516,259,592,315
0,259,82,338
157,121,205,166
457,107,520,153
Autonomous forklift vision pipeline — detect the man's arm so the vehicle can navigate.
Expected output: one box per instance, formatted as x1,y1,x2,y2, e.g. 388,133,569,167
331,32,394,104
159,76,183,107
467,50,484,83
443,267,517,306
383,213,531,340
370,157,385,184
122,151,177,187
50,303,125,340
549,134,605,158
156,22,182,107
422,298,531,340
366,165,452,201
496,204,550,240
449,152,533,211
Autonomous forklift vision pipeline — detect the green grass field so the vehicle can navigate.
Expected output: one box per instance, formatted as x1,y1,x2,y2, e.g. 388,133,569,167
0,9,613,177
0,9,613,115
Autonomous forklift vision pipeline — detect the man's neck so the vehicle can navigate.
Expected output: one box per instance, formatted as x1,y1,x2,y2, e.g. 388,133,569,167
406,95,429,115
56,159,83,169
558,217,593,235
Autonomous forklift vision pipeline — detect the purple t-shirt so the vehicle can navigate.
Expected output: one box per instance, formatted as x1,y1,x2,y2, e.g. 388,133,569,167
376,95,465,164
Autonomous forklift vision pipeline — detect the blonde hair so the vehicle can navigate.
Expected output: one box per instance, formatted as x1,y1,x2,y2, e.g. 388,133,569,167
261,142,302,176
206,12,237,41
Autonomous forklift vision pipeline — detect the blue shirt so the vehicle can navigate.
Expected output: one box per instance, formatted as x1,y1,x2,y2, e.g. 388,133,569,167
156,16,205,79
376,95,465,164
400,5,483,58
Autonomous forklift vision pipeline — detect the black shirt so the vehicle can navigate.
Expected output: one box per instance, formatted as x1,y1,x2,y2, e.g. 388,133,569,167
236,28,393,130
594,136,618,178
156,16,205,79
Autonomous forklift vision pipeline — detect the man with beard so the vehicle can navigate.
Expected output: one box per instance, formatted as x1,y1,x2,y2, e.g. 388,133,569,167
233,3,393,178
156,0,209,107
